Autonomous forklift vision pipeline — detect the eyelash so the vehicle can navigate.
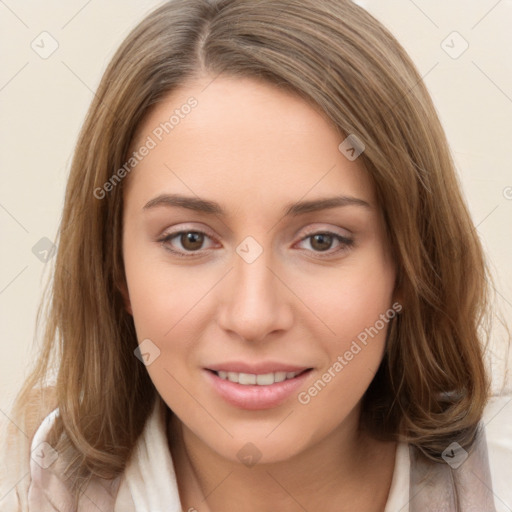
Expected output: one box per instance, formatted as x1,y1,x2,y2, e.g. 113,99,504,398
157,229,354,259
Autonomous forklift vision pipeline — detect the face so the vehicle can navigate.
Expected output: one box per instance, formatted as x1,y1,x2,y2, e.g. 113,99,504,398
121,75,398,465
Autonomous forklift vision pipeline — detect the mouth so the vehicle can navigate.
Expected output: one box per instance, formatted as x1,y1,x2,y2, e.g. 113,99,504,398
204,366,314,410
207,368,312,386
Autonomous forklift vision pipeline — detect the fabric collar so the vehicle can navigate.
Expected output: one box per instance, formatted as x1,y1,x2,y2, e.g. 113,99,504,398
28,396,496,511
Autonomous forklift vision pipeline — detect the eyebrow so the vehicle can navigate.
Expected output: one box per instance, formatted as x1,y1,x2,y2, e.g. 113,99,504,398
142,193,371,216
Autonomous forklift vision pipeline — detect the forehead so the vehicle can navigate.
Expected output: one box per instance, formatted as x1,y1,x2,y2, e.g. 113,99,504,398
124,75,376,214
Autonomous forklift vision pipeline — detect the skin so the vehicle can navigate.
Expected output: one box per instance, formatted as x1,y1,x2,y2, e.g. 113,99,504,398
121,75,399,511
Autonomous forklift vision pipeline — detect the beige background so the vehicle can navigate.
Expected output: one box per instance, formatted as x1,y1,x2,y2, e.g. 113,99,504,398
1,0,511,415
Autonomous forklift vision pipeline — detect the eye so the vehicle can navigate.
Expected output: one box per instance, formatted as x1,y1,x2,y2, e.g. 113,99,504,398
157,228,354,259
296,231,354,257
158,230,216,257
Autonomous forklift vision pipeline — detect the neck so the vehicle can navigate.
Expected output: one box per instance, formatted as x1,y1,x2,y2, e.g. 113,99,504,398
167,407,397,512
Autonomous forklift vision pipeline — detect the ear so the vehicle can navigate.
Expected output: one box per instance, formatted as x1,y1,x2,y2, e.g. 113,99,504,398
117,277,133,316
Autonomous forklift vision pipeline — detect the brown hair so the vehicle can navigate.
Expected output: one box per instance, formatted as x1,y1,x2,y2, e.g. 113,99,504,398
10,0,504,501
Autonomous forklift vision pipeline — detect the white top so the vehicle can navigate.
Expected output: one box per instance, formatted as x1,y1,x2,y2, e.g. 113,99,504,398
1,392,511,511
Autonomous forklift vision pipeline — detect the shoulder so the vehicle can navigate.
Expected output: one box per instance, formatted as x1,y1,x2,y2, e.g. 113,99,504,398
26,399,121,511
0,385,57,511
482,391,512,512
0,386,120,511
403,391,512,512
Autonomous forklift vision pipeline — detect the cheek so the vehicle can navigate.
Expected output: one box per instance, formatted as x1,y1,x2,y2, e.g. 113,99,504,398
301,251,396,345
123,258,204,419
294,341,384,449
294,247,395,405
294,274,394,441
122,240,212,393
123,235,201,340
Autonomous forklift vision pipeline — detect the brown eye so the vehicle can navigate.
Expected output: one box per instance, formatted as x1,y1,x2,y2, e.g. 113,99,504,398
159,230,215,257
179,232,205,251
309,233,335,252
296,231,354,257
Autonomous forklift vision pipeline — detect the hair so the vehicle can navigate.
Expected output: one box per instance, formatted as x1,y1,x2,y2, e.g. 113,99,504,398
10,0,506,503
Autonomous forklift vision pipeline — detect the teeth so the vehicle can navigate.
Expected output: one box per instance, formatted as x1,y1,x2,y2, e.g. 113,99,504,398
274,371,287,383
216,370,301,385
239,373,256,385
227,372,239,383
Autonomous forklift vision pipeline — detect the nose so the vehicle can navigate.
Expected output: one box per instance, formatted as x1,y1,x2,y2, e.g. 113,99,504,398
217,245,294,344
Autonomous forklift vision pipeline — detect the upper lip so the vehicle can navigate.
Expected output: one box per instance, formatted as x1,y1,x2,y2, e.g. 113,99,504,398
206,361,312,374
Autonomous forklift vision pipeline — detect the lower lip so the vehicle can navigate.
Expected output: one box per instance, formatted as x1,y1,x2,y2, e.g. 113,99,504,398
204,369,312,410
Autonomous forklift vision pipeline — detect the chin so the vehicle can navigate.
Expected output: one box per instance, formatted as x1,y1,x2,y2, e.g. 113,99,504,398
199,422,317,466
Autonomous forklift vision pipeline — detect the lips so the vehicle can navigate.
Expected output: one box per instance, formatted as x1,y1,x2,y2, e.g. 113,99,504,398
204,362,313,410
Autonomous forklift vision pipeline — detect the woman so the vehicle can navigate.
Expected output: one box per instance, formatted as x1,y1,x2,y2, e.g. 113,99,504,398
1,0,511,510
